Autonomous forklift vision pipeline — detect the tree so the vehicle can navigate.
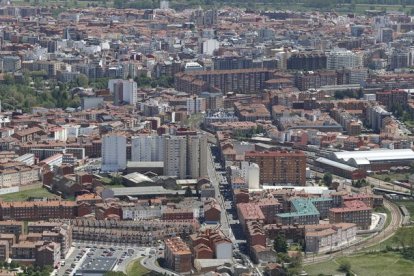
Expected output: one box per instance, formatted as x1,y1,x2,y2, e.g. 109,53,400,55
76,74,89,88
338,261,351,273
323,173,333,187
274,234,288,253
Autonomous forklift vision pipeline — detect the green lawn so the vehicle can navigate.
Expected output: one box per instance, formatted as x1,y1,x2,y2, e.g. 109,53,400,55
304,252,414,276
126,258,150,276
394,200,414,220
0,187,59,202
366,227,414,252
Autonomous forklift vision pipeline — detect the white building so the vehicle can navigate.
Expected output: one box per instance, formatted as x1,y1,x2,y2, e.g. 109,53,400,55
240,161,260,189
202,39,219,56
81,96,104,110
326,48,363,70
215,240,233,259
163,135,187,179
63,124,80,138
305,223,357,253
122,205,162,220
101,134,127,172
184,62,203,72
187,134,208,179
186,97,206,115
131,135,164,162
108,79,138,106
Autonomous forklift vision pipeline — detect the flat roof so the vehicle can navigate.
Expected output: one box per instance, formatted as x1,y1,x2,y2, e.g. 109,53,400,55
127,161,164,168
77,257,117,274
112,186,186,196
259,186,329,195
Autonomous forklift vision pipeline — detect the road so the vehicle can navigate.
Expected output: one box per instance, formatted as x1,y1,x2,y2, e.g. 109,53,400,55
140,255,179,276
207,144,235,241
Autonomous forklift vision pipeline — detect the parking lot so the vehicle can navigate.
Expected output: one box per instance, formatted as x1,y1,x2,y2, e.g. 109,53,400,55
55,243,159,276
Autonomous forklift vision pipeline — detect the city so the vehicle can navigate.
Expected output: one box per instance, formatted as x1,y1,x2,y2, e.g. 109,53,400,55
0,1,414,276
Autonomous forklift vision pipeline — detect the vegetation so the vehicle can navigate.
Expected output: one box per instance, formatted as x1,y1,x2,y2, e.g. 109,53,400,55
125,258,150,276
134,74,174,88
394,200,414,220
0,187,59,202
334,89,364,100
372,172,411,183
274,234,288,253
104,272,127,276
338,260,352,275
304,252,414,276
351,178,369,188
17,265,53,276
322,172,333,187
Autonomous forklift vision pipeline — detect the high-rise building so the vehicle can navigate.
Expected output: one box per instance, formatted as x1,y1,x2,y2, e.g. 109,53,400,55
186,133,208,179
101,134,127,172
1,56,21,73
163,135,187,179
245,150,307,186
326,48,363,70
186,97,206,115
240,161,260,189
287,51,327,71
108,79,138,106
379,28,393,43
131,135,164,162
163,132,208,179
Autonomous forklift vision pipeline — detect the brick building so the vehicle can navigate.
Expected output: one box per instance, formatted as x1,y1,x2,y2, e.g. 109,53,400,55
245,151,306,185
164,237,192,273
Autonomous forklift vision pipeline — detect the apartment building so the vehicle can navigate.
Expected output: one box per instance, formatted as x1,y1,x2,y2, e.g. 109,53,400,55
329,200,372,229
305,223,357,253
0,240,9,261
163,132,207,179
0,201,77,221
175,69,274,94
131,135,164,162
245,150,306,186
101,134,127,172
190,228,232,259
108,79,138,106
164,237,192,273
276,198,319,226
0,221,24,237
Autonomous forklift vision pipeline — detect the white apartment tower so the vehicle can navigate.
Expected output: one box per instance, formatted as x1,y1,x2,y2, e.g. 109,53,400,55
326,48,362,70
108,79,138,106
240,161,260,190
163,132,208,179
131,135,164,162
101,134,127,172
187,134,208,179
164,135,187,179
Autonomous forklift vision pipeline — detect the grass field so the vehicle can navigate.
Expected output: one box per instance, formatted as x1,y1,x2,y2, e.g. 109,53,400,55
0,187,59,202
304,252,414,276
366,227,414,252
126,258,150,276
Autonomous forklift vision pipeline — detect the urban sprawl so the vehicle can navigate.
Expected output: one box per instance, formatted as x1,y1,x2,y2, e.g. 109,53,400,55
0,2,413,276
